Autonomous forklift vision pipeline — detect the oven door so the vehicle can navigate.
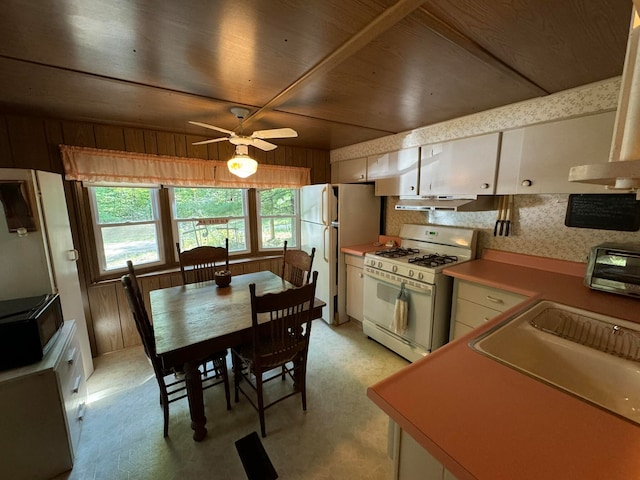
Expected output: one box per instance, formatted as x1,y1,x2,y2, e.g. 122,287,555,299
363,271,436,350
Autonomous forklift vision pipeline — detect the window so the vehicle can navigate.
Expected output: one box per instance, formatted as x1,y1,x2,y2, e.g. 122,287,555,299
170,187,249,255
88,186,164,272
257,188,298,250
86,184,298,278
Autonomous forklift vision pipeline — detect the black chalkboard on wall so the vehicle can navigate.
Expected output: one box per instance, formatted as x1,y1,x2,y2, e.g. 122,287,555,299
565,194,640,231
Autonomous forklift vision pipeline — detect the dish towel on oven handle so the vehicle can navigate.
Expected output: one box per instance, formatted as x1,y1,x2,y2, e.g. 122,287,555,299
391,283,409,334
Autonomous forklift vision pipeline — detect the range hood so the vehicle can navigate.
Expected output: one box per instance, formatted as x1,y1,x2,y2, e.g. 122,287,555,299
569,4,640,194
395,195,497,212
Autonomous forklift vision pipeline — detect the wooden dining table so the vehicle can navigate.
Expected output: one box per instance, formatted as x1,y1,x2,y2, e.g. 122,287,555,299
150,270,325,441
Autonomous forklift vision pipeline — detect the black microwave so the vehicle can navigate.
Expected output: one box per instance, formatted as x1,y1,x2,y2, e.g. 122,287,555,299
0,293,64,371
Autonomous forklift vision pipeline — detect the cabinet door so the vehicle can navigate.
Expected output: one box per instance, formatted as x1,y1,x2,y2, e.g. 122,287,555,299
370,147,420,196
333,157,367,183
346,263,364,321
420,133,500,195
497,111,616,194
396,428,447,480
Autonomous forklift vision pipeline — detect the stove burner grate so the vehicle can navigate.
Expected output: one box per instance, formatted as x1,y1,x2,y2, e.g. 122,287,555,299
408,254,458,267
374,247,419,258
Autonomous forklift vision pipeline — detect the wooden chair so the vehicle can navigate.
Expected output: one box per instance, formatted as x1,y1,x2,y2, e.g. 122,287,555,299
281,240,316,287
231,271,318,437
176,239,229,284
121,272,231,437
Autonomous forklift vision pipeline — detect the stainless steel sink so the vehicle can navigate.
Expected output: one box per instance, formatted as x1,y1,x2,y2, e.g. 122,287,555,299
470,300,640,425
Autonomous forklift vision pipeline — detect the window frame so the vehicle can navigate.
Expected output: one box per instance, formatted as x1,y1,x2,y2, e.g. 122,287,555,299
83,184,299,281
87,184,165,275
168,187,251,260
255,188,300,252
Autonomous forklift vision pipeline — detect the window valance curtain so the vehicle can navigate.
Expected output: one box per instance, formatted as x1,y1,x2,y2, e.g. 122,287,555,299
59,145,311,188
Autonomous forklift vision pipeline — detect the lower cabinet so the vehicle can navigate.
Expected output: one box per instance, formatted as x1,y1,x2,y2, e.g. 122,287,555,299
345,254,365,322
391,420,458,480
0,320,87,480
450,279,526,340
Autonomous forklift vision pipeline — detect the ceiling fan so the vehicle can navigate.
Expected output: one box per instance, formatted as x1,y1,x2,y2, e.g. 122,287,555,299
189,107,298,151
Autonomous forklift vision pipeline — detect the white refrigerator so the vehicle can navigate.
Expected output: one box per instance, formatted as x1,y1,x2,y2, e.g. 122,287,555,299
0,169,94,377
300,183,380,325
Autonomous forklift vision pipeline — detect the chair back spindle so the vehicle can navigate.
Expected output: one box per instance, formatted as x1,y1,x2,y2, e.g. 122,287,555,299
176,239,229,284
281,240,316,287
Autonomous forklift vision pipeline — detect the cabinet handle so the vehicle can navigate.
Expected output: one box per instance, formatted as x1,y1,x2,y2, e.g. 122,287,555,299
485,295,504,304
359,174,364,179
66,347,77,365
521,179,532,187
358,273,363,278
72,375,82,394
77,402,86,421
480,183,490,189
483,317,490,322
409,185,415,191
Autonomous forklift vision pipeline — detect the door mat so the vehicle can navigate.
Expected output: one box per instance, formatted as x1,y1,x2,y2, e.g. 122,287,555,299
235,431,278,480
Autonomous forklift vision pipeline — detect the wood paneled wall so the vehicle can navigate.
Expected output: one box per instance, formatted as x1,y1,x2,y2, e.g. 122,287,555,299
0,113,330,357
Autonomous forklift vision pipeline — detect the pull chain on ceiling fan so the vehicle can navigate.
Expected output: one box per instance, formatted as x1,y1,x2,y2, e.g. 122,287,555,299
189,107,298,178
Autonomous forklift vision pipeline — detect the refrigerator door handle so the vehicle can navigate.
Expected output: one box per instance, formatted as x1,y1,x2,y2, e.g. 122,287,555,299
323,226,329,263
321,186,327,225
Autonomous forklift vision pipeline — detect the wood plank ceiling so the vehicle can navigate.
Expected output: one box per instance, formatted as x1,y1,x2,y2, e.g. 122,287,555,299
0,0,632,151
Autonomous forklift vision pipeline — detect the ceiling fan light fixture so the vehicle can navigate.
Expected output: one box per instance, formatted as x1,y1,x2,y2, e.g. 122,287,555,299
227,145,258,178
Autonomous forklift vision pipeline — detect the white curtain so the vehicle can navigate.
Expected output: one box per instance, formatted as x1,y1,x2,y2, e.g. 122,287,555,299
60,145,311,188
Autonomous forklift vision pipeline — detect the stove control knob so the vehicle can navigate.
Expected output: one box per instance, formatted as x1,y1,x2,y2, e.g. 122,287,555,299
370,259,376,267
377,261,382,268
418,272,424,280
392,265,398,273
408,270,414,277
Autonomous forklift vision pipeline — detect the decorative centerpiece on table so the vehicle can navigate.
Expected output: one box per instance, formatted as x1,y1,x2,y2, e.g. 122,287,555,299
214,256,232,287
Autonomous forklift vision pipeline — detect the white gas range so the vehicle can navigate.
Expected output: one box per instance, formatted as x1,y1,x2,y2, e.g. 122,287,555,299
362,224,477,362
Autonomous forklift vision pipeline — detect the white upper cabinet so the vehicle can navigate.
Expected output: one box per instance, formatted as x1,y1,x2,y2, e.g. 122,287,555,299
497,111,616,194
419,133,500,195
370,147,420,196
332,157,368,183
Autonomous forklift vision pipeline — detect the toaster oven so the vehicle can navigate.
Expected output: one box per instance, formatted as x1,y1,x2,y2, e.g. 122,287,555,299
585,242,640,298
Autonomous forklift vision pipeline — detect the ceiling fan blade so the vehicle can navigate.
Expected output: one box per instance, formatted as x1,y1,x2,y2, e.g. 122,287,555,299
251,128,298,139
191,137,230,146
188,121,234,135
251,138,278,151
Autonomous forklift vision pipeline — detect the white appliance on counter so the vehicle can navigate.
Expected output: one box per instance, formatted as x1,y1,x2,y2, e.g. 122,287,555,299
0,168,94,377
300,183,380,325
363,224,477,362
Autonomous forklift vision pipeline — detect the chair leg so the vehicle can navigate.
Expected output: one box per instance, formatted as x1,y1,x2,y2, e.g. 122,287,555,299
220,358,232,411
256,372,266,437
232,352,241,403
295,356,307,411
161,393,170,437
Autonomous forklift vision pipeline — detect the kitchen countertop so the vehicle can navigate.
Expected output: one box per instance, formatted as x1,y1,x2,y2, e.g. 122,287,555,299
367,249,640,480
341,235,401,256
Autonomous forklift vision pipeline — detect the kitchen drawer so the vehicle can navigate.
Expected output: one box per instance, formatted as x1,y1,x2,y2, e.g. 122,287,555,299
455,298,502,330
345,254,364,268
457,281,526,311
63,358,86,455
451,321,475,340
57,331,82,391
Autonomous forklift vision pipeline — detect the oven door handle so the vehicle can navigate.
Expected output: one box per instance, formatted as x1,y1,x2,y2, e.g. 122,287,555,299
364,271,434,295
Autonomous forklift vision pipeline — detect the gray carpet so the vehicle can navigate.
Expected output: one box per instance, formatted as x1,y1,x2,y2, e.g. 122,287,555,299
53,320,409,480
